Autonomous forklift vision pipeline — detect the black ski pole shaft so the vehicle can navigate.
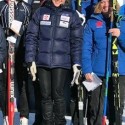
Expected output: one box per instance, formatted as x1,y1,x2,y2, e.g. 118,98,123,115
78,84,84,125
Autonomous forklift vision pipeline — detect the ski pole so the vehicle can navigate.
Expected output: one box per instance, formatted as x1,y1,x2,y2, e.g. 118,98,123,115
78,83,84,125
83,89,88,125
77,71,87,125
102,1,114,124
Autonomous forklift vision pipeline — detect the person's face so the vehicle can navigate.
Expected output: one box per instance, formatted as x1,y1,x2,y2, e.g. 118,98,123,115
52,0,66,7
100,0,109,13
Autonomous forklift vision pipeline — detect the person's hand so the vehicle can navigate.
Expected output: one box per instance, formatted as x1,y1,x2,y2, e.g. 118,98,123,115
0,63,2,73
71,64,81,85
6,35,17,43
109,28,120,37
85,73,93,82
28,61,37,81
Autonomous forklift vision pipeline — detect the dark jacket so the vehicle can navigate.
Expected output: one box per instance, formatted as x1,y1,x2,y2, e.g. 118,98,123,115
82,14,125,76
0,25,6,67
25,1,83,69
0,1,31,33
0,0,31,49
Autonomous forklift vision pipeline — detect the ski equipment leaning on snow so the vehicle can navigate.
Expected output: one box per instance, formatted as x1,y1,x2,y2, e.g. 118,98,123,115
7,36,15,125
77,1,86,125
71,1,87,125
7,0,16,124
102,0,124,124
102,0,115,124
111,0,124,124
71,1,85,125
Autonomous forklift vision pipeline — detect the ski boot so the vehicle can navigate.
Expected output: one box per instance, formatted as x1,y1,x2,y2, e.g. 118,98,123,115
3,116,9,125
20,117,28,125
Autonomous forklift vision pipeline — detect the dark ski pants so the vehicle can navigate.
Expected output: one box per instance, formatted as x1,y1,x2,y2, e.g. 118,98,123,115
16,67,29,119
37,67,69,125
33,80,42,125
15,45,29,119
87,78,105,125
87,76,125,125
0,72,6,116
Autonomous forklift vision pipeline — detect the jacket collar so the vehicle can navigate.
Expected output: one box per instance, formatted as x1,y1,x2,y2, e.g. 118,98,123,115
91,14,104,21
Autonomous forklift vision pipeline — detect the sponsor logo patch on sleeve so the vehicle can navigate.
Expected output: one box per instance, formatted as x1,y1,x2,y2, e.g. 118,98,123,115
96,21,103,28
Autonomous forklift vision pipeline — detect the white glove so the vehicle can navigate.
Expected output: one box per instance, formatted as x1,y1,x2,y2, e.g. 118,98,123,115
76,10,86,26
29,61,37,81
6,35,17,43
71,64,81,85
0,69,2,73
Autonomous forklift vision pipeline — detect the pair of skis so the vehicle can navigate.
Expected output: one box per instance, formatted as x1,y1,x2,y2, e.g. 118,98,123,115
101,0,116,124
7,40,15,125
102,0,123,125
77,74,88,125
7,0,17,124
71,0,87,125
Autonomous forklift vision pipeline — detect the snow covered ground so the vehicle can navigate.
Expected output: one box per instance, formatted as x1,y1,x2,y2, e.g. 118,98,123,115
1,110,125,125
0,111,73,125
0,111,35,125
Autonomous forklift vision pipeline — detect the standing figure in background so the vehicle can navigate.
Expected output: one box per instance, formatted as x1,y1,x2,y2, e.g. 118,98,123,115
82,0,125,125
80,0,99,20
0,0,32,124
25,0,83,124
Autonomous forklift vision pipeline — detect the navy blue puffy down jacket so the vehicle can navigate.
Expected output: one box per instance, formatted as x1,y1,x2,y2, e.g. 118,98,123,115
25,1,83,69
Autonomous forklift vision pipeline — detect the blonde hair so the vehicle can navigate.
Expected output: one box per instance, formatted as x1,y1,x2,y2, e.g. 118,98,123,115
94,2,102,14
94,0,120,14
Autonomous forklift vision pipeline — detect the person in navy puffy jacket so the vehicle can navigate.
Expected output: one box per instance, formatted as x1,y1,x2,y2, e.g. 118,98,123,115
25,0,82,124
82,0,125,125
